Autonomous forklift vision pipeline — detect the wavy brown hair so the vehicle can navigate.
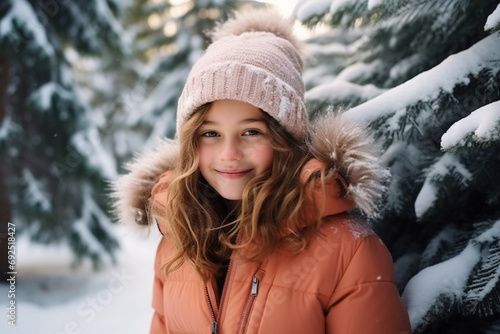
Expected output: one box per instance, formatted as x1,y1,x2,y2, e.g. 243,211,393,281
151,104,318,281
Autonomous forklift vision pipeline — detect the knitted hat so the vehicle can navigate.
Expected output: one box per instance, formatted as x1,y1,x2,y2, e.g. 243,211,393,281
176,8,308,140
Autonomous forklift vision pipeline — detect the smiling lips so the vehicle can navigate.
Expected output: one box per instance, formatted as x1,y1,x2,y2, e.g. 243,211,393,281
215,169,252,179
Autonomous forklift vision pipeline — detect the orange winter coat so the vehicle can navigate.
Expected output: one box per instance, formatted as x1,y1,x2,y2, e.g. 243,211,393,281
148,160,411,334
112,114,411,334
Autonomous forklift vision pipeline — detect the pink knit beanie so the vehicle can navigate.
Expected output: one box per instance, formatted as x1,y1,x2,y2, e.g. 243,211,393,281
176,8,308,140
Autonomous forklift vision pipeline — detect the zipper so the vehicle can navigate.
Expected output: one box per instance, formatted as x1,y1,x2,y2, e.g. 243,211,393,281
212,321,218,334
205,258,234,334
205,285,218,334
250,276,259,296
237,268,266,334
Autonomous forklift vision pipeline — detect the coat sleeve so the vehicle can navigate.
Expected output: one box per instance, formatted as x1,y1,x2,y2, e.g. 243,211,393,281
150,237,168,334
325,234,412,334
149,172,174,333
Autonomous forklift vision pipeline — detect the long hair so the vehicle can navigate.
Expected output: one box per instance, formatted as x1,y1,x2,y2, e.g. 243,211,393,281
152,104,316,281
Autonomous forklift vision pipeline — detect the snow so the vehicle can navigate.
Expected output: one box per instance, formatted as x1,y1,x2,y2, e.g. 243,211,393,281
419,226,456,266
441,100,500,150
22,168,52,212
73,219,109,258
367,0,384,10
0,115,20,141
402,219,500,329
414,154,472,219
485,3,500,31
402,242,481,331
328,0,352,14
389,55,420,81
342,218,374,239
414,179,437,220
0,225,161,334
344,33,500,122
0,0,55,57
295,0,359,21
307,42,350,56
72,129,118,180
463,219,500,309
337,61,382,82
29,82,72,111
476,219,500,243
71,185,118,261
94,0,131,54
295,0,332,21
305,80,386,102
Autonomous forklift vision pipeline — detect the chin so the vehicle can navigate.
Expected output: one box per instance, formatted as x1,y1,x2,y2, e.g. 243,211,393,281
219,191,243,201
221,195,242,201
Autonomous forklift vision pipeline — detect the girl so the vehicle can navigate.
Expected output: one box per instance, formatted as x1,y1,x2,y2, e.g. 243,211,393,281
113,8,411,334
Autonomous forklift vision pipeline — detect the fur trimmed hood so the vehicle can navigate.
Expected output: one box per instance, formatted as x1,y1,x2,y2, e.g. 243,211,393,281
110,112,389,230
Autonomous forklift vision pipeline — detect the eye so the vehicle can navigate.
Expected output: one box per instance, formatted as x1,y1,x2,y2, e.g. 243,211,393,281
200,131,219,138
243,129,262,136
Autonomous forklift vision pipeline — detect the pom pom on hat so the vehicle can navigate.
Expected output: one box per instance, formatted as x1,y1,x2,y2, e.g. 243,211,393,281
177,7,308,140
209,8,304,53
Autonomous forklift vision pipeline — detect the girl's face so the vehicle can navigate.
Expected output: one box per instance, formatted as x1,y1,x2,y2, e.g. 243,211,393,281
198,99,274,201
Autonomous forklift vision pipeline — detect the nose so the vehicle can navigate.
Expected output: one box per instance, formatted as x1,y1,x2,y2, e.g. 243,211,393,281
219,138,243,162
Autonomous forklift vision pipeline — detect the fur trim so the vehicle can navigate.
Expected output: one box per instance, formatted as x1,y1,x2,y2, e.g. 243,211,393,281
111,112,388,229
208,7,305,56
309,109,390,218
110,138,178,230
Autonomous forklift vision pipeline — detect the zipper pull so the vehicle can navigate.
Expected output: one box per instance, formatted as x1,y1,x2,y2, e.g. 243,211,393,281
212,321,218,334
251,276,259,296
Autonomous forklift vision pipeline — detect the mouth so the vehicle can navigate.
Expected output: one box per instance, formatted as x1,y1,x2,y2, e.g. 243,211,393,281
215,169,252,179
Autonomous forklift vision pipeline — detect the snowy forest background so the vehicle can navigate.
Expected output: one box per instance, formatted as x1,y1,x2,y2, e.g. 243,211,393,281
1,0,499,333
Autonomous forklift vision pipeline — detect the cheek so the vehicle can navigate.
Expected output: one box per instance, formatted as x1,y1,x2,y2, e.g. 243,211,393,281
198,146,212,173
253,145,274,171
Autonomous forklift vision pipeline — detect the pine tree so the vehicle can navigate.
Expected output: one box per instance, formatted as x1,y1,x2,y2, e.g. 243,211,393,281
296,0,500,332
0,0,131,275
